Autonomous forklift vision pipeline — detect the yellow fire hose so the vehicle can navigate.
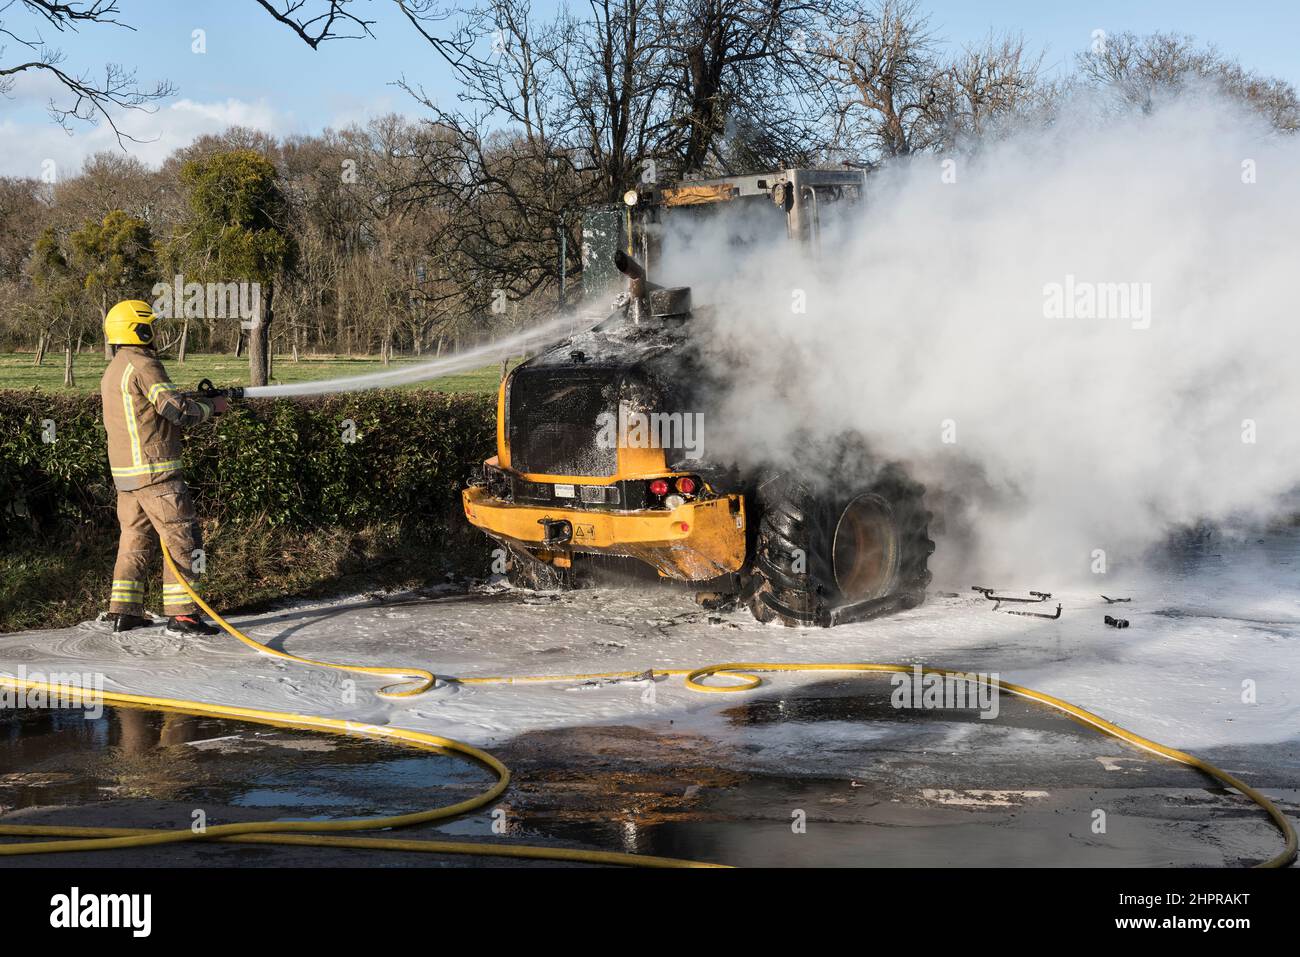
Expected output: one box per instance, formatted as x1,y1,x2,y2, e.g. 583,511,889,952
0,545,1293,868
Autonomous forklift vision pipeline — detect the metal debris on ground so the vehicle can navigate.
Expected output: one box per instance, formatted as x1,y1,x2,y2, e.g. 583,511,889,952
973,586,1053,603
1002,603,1063,620
1105,615,1130,629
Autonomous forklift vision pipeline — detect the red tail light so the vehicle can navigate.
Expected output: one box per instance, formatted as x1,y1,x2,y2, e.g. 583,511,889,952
648,479,669,496
675,476,697,495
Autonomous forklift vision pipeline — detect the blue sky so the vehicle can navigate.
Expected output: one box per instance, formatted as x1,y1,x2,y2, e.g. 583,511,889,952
2,0,1297,176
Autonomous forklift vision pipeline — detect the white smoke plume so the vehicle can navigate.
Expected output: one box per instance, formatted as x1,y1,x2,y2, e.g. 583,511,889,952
663,91,1300,584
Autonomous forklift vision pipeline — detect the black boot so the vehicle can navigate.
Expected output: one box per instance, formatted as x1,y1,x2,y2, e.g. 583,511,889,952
110,613,151,633
164,614,220,637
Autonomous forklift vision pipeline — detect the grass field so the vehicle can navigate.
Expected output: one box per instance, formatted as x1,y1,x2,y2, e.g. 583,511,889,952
0,352,507,395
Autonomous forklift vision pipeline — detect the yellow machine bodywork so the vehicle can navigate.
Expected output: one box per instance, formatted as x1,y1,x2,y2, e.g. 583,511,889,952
461,380,746,581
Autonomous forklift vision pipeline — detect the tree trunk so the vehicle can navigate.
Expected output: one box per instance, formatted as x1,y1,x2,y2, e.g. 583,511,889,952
249,279,274,387
34,332,46,366
63,341,75,387
178,319,189,363
235,332,244,358
335,289,346,357
382,322,392,366
102,291,112,360
248,326,265,385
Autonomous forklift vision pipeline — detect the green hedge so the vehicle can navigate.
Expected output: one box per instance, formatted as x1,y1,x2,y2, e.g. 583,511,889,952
0,389,496,543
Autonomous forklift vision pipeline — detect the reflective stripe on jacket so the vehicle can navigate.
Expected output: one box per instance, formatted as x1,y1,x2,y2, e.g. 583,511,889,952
100,345,214,491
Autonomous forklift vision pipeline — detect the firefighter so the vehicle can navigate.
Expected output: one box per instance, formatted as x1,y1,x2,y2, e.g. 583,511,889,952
100,300,227,637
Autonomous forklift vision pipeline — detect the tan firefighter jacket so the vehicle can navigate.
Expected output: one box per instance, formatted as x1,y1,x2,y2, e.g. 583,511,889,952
100,345,215,491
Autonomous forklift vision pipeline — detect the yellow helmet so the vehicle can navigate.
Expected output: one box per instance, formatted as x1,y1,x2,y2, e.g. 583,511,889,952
104,300,157,347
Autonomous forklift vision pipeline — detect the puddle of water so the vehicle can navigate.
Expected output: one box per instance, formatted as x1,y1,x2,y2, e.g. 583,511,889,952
0,689,1283,867
721,678,1084,735
0,705,489,818
505,752,1272,867
491,681,1282,867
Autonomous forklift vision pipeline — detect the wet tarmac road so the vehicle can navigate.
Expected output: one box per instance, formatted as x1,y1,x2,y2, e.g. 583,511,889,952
1,678,1292,867
2,525,1296,867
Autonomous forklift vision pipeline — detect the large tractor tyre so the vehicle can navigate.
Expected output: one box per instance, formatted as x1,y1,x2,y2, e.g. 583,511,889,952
744,465,934,627
505,546,573,591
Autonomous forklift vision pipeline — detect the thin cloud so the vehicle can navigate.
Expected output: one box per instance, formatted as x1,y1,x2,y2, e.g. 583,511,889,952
0,97,290,178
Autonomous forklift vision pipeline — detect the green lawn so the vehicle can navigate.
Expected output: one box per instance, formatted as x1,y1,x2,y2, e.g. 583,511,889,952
0,352,507,395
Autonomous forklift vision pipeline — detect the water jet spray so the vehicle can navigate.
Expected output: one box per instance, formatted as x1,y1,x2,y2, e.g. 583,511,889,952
238,312,582,399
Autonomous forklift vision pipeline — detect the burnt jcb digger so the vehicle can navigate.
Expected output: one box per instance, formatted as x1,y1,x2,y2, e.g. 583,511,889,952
462,169,933,626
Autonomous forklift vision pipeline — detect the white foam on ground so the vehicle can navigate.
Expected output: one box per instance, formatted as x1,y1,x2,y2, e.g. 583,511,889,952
1,529,1296,769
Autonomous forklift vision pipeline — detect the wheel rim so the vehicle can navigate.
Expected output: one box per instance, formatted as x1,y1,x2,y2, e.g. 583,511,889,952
832,494,899,601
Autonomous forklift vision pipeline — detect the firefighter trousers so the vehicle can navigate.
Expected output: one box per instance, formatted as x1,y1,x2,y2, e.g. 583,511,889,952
109,478,202,617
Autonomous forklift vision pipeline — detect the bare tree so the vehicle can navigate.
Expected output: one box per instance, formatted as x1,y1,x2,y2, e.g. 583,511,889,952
1077,31,1299,132
816,0,944,159
654,0,832,176
0,176,42,282
391,1,621,308
385,0,836,310
817,1,1047,161
0,0,174,145
258,0,484,69
253,0,377,47
928,32,1046,150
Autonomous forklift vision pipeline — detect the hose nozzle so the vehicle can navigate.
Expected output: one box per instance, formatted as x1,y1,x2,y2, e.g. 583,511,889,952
193,378,244,401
